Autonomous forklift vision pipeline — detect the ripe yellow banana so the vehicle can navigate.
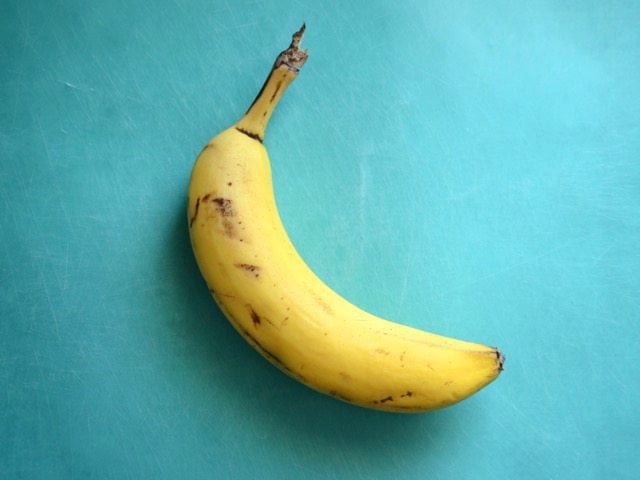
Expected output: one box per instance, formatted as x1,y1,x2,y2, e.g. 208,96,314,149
187,25,504,412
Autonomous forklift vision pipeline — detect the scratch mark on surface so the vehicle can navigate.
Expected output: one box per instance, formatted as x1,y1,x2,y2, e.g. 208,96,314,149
445,232,598,295
60,80,96,92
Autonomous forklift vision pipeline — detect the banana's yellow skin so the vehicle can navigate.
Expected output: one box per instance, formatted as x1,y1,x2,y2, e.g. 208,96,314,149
188,26,503,412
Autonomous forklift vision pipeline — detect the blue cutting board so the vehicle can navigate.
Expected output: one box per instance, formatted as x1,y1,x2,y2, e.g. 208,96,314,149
2,0,639,478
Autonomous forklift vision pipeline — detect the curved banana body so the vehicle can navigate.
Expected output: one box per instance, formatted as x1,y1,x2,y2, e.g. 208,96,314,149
188,26,503,412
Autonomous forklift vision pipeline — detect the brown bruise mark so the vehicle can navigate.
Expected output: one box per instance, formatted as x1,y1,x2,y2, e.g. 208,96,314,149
211,197,234,216
223,221,235,238
212,198,234,237
189,196,201,228
200,195,237,238
400,391,413,398
339,372,352,383
227,182,233,186
235,263,260,278
374,348,390,356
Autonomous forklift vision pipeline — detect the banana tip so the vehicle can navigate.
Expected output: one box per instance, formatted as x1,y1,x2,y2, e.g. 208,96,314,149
497,349,506,371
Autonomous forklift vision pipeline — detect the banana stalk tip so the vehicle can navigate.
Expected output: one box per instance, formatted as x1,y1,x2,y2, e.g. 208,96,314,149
274,24,309,72
294,23,306,44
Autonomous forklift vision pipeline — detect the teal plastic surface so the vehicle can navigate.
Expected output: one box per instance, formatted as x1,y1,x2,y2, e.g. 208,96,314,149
2,1,639,478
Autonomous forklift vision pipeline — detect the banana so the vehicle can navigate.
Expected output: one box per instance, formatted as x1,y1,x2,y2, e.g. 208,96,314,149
187,25,504,412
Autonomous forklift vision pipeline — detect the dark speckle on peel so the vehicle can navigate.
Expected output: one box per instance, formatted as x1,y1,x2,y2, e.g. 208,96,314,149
235,263,260,278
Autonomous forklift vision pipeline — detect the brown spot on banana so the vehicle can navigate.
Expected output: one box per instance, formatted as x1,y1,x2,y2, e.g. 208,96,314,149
373,396,394,405
269,80,283,103
235,126,263,143
235,263,260,278
249,307,261,326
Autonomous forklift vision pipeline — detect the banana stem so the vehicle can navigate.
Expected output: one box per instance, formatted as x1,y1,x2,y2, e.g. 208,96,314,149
235,24,308,142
